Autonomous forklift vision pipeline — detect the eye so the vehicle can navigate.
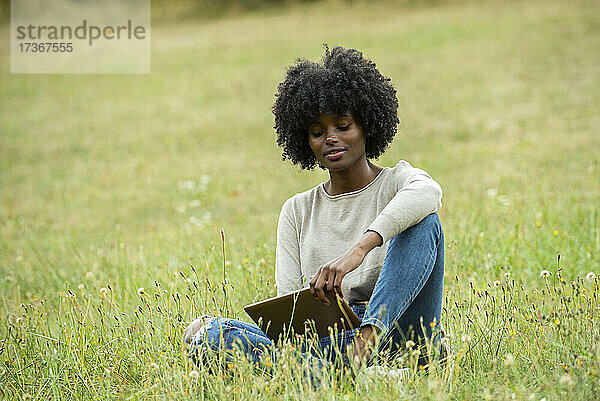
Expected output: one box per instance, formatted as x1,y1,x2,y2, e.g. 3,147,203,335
337,125,350,131
310,129,324,138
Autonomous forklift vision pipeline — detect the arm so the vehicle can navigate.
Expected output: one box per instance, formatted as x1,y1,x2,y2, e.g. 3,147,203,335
275,198,303,296
310,162,442,303
367,162,442,244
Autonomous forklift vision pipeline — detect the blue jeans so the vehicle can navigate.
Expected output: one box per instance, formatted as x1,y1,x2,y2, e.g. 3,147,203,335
189,213,444,367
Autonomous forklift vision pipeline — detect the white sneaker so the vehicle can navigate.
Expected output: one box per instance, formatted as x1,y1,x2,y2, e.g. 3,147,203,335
357,365,410,386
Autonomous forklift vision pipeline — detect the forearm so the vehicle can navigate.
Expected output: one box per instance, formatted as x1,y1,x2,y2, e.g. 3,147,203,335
352,230,383,257
368,178,442,244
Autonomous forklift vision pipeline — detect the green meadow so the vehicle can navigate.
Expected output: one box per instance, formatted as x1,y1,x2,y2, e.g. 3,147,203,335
1,0,599,399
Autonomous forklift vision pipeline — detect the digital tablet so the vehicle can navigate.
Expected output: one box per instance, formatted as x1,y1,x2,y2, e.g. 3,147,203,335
244,288,362,342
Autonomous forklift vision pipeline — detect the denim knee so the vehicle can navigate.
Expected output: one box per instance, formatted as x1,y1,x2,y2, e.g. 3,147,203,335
388,213,442,249
410,213,441,236
421,212,441,227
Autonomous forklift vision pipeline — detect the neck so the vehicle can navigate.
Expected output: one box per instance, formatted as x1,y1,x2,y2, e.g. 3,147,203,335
325,158,382,195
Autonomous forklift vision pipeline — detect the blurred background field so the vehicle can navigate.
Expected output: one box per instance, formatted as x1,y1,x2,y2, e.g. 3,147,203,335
1,0,599,399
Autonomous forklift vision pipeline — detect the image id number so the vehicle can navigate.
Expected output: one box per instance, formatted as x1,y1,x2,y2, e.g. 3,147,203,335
19,42,73,53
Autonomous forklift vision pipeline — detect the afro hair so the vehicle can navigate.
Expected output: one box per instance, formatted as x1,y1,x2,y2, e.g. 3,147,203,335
272,45,399,170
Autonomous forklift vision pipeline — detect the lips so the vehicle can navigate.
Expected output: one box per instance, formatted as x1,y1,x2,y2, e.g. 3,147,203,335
323,147,346,158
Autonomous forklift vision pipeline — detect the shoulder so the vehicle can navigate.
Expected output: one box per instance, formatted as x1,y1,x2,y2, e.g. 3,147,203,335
381,160,441,189
384,160,426,181
390,160,413,170
388,160,420,174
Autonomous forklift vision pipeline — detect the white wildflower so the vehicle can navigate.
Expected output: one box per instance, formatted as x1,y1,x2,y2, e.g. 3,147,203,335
586,272,596,281
540,270,552,278
486,188,497,198
405,340,415,348
198,174,210,192
498,195,511,207
504,353,514,366
187,213,211,229
559,374,574,388
177,179,196,192
137,287,145,296
188,370,199,379
461,334,471,343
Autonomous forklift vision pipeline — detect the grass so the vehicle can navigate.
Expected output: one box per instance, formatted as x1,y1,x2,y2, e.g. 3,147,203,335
1,0,599,399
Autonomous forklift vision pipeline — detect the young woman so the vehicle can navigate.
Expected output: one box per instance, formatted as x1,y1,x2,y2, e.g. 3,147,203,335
184,45,445,372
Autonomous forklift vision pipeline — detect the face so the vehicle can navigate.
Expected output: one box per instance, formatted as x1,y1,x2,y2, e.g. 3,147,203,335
307,112,367,171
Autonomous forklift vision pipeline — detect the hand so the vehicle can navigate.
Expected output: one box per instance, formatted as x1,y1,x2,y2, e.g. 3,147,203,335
309,248,367,305
308,230,382,304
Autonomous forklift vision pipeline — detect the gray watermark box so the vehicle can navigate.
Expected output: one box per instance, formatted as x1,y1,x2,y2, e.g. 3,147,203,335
11,0,151,74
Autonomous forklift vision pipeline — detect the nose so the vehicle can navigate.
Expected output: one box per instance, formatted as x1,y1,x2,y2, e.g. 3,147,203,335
326,127,338,144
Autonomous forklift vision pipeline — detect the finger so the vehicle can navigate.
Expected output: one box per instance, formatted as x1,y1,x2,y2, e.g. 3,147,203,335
314,268,330,305
333,269,345,291
334,273,344,298
309,269,320,297
326,268,336,293
316,285,330,305
309,269,321,298
309,272,317,286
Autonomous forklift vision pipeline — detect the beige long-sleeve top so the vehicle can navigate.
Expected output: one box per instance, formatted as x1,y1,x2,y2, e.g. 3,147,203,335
275,160,443,305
